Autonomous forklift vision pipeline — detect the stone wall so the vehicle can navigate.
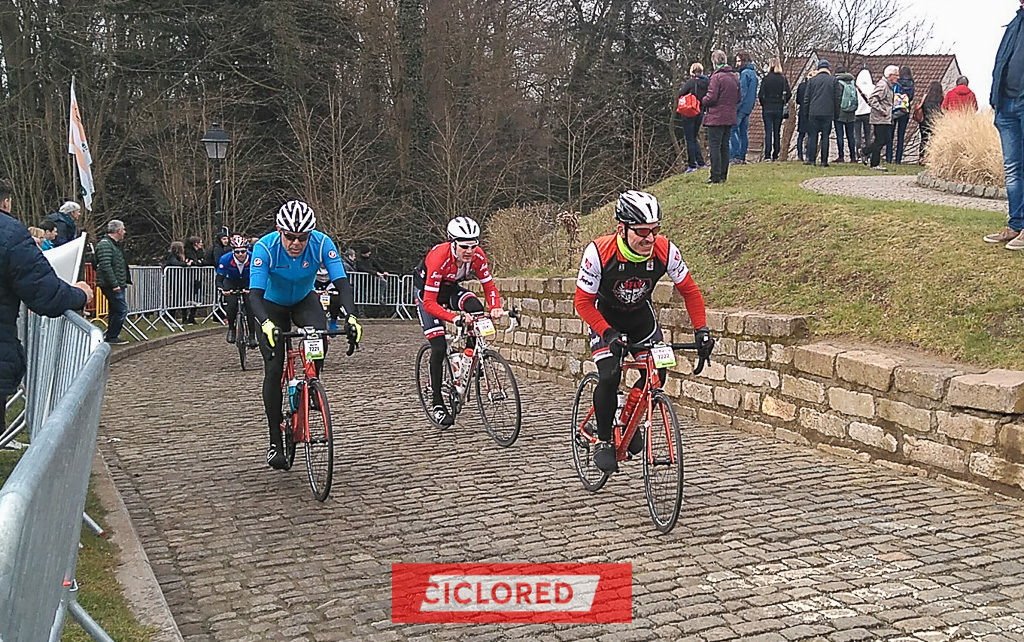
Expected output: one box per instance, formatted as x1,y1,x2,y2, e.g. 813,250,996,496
483,276,1024,496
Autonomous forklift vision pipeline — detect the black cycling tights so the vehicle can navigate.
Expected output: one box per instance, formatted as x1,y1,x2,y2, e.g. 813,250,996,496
594,357,666,441
257,291,327,447
429,297,484,406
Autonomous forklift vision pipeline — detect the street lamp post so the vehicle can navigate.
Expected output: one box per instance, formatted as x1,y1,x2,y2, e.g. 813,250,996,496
201,122,231,235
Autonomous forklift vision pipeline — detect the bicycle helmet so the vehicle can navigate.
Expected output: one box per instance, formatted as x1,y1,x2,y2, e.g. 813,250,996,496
275,200,316,233
615,190,662,225
446,216,480,242
230,234,247,249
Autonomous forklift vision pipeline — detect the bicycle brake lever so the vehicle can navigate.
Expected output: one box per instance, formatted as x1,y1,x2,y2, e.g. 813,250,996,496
693,353,708,375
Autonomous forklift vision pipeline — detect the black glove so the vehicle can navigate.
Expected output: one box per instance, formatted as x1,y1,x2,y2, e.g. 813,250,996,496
694,327,715,362
603,327,627,359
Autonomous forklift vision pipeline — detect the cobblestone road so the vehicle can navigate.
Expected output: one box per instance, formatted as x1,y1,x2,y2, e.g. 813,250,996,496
801,176,1007,213
100,322,1024,641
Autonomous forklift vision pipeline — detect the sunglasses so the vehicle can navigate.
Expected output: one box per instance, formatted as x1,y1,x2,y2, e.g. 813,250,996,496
629,225,660,238
232,248,248,254
282,231,310,243
456,242,479,250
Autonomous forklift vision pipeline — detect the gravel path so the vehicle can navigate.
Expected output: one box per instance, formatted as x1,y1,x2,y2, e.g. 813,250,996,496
801,175,1008,214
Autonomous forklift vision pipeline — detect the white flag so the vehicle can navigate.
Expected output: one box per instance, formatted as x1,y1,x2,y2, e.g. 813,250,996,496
41,232,86,284
68,78,95,211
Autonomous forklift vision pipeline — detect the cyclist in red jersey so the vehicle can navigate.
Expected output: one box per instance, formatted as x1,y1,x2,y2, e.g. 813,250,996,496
574,190,715,473
413,216,505,426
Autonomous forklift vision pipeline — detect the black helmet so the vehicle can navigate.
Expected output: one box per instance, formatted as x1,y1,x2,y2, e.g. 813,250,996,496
615,190,662,224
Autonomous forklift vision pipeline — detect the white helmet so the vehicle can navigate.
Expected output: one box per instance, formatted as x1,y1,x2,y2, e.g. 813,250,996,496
446,216,480,242
615,190,662,224
276,200,316,233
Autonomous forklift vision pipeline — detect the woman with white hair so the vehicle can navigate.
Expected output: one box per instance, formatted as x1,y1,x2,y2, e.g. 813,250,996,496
862,65,899,170
42,200,81,247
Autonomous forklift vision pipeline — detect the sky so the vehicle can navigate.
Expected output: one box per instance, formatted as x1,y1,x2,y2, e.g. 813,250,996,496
906,0,1017,107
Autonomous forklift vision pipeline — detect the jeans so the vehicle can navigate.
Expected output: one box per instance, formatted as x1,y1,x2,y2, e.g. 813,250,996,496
855,114,871,157
762,110,783,159
730,112,750,160
835,120,857,161
864,124,893,167
995,96,1024,231
890,114,910,164
806,116,833,165
707,125,732,182
681,115,704,168
796,131,807,160
102,286,128,341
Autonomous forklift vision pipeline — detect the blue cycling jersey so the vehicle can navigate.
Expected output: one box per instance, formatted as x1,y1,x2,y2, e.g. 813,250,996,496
216,250,251,285
250,230,346,306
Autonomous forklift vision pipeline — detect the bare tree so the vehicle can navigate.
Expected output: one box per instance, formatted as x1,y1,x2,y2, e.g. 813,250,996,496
746,0,832,71
827,0,934,67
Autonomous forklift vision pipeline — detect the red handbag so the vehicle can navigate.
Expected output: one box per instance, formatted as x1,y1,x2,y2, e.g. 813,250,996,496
676,93,701,118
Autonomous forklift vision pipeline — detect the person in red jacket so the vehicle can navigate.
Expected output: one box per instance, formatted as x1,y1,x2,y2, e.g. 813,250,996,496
574,190,715,473
942,76,979,112
413,216,504,426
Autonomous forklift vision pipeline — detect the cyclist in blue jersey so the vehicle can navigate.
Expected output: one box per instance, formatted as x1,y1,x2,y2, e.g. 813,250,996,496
216,234,258,347
249,200,362,470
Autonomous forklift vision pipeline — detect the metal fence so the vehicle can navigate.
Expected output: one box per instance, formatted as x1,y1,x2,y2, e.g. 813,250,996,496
0,311,111,641
349,272,416,319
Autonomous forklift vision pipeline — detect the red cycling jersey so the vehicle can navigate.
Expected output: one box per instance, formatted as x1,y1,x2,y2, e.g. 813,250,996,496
414,242,501,322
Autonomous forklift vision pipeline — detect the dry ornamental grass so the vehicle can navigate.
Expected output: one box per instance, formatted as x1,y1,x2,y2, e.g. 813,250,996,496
924,109,1004,187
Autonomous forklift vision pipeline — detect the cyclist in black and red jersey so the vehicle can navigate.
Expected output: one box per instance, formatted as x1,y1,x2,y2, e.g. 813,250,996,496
575,190,715,473
414,216,504,426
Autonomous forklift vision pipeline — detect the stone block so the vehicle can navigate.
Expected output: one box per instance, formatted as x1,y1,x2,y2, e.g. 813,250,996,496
683,381,714,404
893,364,960,400
734,417,772,436
544,318,559,332
583,360,597,375
541,335,554,351
698,408,733,426
904,436,968,474
742,392,761,412
548,355,565,371
969,453,1024,490
817,443,871,463
521,350,534,365
714,337,737,357
770,344,793,365
798,408,846,439
876,460,928,476
555,300,574,316
793,344,843,378
563,318,584,335
568,338,587,353
775,427,810,445
947,369,1024,413
663,378,681,398
694,361,726,381
743,313,772,336
737,341,767,362
999,424,1024,462
762,396,796,421
848,421,897,452
725,365,780,389
782,375,825,404
545,277,562,294
726,311,750,334
828,387,874,418
541,299,555,314
524,277,544,293
877,399,932,433
706,310,727,333
714,387,741,409
513,332,527,346
520,298,541,312
568,358,581,376
534,351,549,367
936,411,998,446
767,314,809,338
651,282,673,305
836,350,902,391
555,337,568,352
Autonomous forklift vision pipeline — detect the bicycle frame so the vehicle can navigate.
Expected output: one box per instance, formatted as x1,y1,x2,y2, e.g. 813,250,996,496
447,312,519,407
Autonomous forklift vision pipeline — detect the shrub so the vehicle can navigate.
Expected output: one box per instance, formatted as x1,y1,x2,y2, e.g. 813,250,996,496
483,204,584,274
924,109,1004,187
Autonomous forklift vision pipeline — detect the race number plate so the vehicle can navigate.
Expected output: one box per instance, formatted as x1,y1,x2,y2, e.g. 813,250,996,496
475,317,496,337
319,292,331,309
303,334,325,360
651,343,676,368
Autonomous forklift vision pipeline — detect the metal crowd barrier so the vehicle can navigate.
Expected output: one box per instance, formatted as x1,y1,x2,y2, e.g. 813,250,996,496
0,311,112,641
348,271,415,319
122,266,167,340
160,265,222,329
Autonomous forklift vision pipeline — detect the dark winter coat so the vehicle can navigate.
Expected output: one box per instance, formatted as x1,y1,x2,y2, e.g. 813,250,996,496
758,72,791,114
702,66,741,127
42,211,78,247
678,74,710,119
992,8,1024,108
94,235,130,289
796,79,811,132
805,69,840,120
0,210,88,395
737,62,758,116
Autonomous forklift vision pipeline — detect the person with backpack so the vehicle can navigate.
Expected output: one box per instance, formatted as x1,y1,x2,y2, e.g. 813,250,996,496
758,58,791,161
888,66,915,164
834,67,859,163
804,59,840,167
676,62,710,173
855,68,875,162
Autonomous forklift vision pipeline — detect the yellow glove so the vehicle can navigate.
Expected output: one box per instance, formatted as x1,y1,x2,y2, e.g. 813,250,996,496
344,316,362,343
261,319,277,348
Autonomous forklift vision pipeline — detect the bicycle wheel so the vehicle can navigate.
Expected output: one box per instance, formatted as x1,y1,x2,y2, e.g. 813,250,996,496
474,351,521,446
303,378,333,502
414,343,457,428
570,373,609,492
236,313,247,371
642,390,684,533
279,376,297,469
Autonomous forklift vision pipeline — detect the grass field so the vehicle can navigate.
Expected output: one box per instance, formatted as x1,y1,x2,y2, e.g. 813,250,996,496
498,161,1023,369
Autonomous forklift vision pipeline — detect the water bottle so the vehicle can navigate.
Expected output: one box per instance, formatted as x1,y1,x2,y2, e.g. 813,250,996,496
615,392,626,426
287,378,299,411
449,352,462,382
460,348,474,378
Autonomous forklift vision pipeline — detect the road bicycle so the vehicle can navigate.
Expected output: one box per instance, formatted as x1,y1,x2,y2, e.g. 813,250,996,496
279,326,356,501
414,310,522,446
570,337,708,533
222,289,254,370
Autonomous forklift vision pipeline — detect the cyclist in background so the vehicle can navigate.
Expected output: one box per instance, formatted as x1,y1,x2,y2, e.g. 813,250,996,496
313,266,343,332
574,190,715,473
249,201,362,470
413,216,504,427
216,234,257,347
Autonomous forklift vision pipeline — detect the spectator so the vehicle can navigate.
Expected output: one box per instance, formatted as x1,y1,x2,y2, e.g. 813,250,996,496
795,72,813,162
729,50,757,164
889,65,915,164
162,241,188,322
863,65,898,171
942,76,979,112
207,231,230,265
26,227,45,249
342,248,357,274
0,180,92,433
855,68,875,162
701,49,740,184
94,219,131,345
985,2,1024,249
39,220,57,250
183,236,205,324
834,67,859,163
804,59,839,167
677,62,710,172
43,201,81,247
918,81,945,157
758,58,790,162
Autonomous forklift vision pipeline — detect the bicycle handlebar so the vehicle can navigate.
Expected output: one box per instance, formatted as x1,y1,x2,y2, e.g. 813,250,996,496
278,327,358,356
620,339,710,375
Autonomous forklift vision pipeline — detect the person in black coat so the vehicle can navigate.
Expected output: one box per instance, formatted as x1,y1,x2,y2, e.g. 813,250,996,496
677,62,711,172
0,180,92,431
758,59,791,161
182,236,205,324
804,59,841,167
795,74,812,162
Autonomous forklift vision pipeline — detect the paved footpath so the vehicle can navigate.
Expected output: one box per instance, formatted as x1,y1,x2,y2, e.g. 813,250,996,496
100,321,1024,641
801,176,1007,213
